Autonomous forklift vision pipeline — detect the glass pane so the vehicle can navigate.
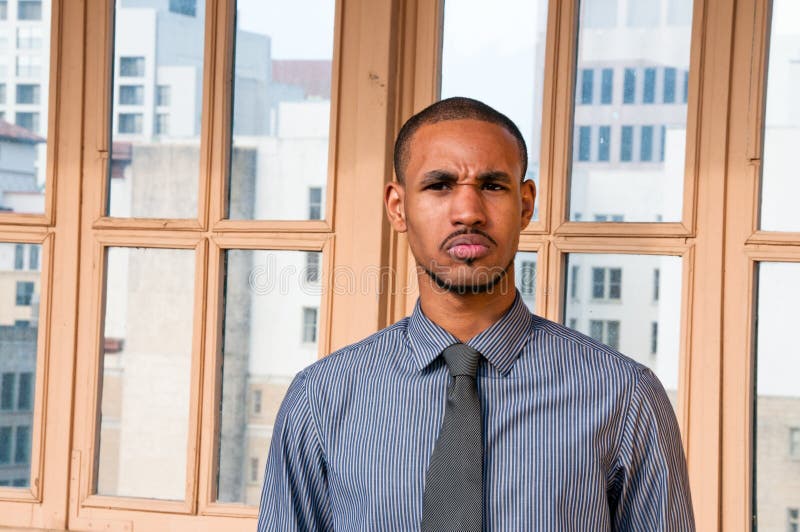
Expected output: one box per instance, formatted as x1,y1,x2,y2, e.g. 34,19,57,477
0,1,51,214
441,0,549,221
754,262,800,529
227,0,335,220
96,247,196,500
107,0,206,219
514,251,537,311
0,242,41,488
759,0,800,231
569,0,693,223
216,250,322,504
564,254,681,412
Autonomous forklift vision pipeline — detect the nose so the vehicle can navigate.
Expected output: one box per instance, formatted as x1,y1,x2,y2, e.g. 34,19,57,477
449,184,487,228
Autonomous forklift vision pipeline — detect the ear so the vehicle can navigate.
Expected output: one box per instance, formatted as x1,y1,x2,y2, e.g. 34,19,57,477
385,181,407,232
520,179,536,229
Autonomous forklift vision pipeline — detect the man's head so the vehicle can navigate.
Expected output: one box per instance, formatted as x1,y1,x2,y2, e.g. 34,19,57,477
385,97,536,296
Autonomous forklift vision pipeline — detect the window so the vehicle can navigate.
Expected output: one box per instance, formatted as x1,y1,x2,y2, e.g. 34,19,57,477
16,27,42,50
570,266,579,299
12,479,27,487
17,0,41,21
154,113,169,135
621,125,633,161
118,113,142,134
623,68,636,103
643,67,656,103
577,126,591,161
653,268,660,301
249,457,259,483
682,70,689,103
16,55,40,77
308,187,322,220
597,125,610,161
600,68,613,104
568,318,577,329
29,245,39,270
789,508,800,532
14,425,30,464
640,125,654,161
169,0,197,17
156,85,170,106
17,372,33,411
15,112,39,133
15,281,34,306
594,214,624,222
119,85,143,105
591,267,622,300
660,125,667,161
0,426,10,463
1,373,14,409
305,252,320,282
252,390,262,415
0,83,5,104
119,57,145,77
520,260,536,296
14,243,24,269
589,320,621,349
16,83,40,104
663,67,676,103
651,322,658,354
302,307,318,343
0,1,6,20
627,0,659,27
14,320,30,327
580,68,593,104
790,428,800,459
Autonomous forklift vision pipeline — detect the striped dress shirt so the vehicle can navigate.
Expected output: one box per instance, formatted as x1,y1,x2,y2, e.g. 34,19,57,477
258,293,695,531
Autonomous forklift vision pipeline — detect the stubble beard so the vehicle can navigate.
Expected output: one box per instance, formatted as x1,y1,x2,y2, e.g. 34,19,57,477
419,256,515,295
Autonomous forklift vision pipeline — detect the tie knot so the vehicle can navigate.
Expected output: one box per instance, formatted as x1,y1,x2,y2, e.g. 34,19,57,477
441,343,481,378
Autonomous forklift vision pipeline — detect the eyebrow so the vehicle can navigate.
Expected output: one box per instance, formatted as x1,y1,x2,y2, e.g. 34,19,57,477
419,169,514,187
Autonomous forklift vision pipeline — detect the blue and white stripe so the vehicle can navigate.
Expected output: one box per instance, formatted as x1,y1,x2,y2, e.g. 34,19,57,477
258,292,695,531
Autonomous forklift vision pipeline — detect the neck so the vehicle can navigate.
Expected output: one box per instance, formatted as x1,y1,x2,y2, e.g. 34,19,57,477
416,268,517,343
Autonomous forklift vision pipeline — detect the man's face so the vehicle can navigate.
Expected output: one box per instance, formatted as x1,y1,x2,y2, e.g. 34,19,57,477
386,119,536,294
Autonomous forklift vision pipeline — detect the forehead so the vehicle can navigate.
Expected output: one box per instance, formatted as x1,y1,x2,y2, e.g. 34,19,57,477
405,119,522,178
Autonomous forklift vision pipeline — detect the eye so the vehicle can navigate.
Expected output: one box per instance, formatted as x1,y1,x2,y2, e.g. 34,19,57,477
482,183,507,191
424,182,451,191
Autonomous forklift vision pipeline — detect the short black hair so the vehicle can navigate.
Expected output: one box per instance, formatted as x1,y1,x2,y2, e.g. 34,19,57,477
393,96,528,183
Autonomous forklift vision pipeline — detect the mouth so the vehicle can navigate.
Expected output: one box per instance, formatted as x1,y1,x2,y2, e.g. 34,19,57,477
444,234,493,261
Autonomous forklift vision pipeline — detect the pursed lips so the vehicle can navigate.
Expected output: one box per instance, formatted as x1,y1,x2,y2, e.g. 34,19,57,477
444,233,494,261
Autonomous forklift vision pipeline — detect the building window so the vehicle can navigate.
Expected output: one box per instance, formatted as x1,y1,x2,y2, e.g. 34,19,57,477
14,425,30,464
600,68,613,104
17,372,33,411
597,125,611,161
16,83,40,104
683,70,689,103
653,268,660,301
156,85,170,106
16,55,41,77
18,0,41,21
663,67,677,103
15,112,39,133
250,457,260,483
252,389,262,415
29,245,39,270
592,267,622,300
577,126,591,161
570,265,579,299
0,1,7,20
118,113,143,134
660,125,667,161
14,243,24,270
568,318,577,330
589,319,621,350
15,281,34,306
119,85,144,105
16,26,42,49
305,252,320,283
0,83,5,104
643,67,656,103
308,187,322,220
14,320,29,327
623,68,636,103
169,0,197,17
302,307,318,343
594,214,624,222
0,426,11,464
621,125,633,161
12,478,27,487
640,125,654,161
790,428,800,459
155,113,169,135
1,373,14,410
520,260,536,296
651,321,658,355
119,56,145,77
789,508,799,532
580,68,593,104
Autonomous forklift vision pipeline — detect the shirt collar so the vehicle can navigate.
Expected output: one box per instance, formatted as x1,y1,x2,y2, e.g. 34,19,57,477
407,291,534,376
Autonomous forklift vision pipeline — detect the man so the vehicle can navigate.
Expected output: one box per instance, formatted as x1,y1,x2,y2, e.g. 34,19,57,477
258,97,695,531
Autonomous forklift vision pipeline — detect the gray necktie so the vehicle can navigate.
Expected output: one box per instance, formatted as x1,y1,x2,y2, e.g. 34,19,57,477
421,343,483,531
